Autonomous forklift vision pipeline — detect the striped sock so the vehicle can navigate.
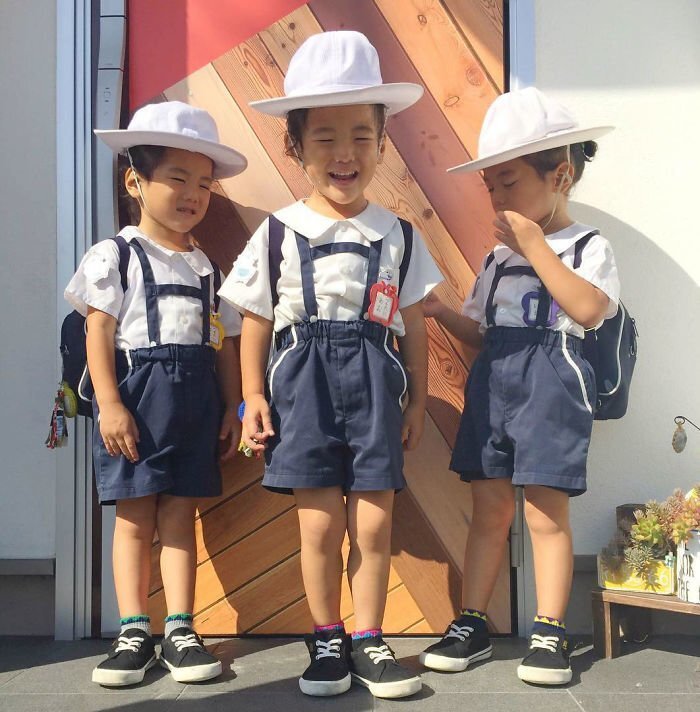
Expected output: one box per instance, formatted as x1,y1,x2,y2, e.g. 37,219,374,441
351,628,382,640
459,608,488,631
532,614,565,637
314,621,345,634
119,615,151,635
164,613,193,638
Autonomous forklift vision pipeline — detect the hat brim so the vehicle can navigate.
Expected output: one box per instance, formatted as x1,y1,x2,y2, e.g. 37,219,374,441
447,125,615,174
94,130,248,179
250,83,424,117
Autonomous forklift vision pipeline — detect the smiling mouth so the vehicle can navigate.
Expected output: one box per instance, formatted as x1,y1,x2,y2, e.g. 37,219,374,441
328,170,359,183
177,207,197,216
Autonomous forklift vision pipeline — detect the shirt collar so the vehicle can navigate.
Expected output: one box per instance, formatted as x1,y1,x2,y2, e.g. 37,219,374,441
118,226,214,277
492,222,599,264
273,200,397,243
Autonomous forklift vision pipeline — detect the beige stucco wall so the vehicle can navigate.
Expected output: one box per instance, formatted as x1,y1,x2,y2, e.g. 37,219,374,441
0,0,58,560
533,0,700,554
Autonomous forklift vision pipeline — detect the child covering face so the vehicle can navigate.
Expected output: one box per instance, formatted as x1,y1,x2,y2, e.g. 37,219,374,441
420,87,619,686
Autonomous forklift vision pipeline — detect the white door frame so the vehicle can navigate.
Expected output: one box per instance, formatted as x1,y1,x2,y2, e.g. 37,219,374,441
507,0,537,637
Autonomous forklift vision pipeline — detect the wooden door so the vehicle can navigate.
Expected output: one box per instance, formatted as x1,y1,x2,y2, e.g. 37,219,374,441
131,0,510,635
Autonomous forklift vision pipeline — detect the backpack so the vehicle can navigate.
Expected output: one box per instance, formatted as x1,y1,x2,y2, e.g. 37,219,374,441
482,231,638,420
573,234,638,420
60,236,131,417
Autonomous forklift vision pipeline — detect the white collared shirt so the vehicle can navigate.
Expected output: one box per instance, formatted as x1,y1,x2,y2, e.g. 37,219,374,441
463,222,620,339
65,226,242,351
219,200,444,336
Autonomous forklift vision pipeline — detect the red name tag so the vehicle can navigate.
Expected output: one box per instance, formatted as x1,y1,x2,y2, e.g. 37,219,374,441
368,282,399,326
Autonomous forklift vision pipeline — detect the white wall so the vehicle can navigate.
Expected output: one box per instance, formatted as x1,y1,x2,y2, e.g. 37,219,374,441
533,0,700,554
0,0,58,558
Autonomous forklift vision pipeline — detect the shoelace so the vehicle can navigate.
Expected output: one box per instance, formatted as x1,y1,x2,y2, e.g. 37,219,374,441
171,633,204,652
114,635,144,653
529,634,559,653
314,637,343,661
364,644,396,665
444,623,474,642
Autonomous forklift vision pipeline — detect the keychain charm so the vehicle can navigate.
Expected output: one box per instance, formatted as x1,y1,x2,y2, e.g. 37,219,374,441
209,310,225,351
45,386,69,449
521,290,559,327
368,281,399,327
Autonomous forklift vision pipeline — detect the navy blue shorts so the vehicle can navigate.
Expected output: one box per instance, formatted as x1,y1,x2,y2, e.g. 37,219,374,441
262,319,407,494
450,327,595,496
93,344,223,504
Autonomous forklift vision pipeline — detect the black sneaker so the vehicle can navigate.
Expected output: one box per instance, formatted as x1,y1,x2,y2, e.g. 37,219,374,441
299,630,351,696
419,616,493,672
159,627,222,683
350,635,422,699
517,631,572,685
91,629,157,686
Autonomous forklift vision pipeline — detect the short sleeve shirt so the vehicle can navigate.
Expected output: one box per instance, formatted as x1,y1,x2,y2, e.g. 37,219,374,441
463,222,620,339
64,226,242,351
218,201,444,336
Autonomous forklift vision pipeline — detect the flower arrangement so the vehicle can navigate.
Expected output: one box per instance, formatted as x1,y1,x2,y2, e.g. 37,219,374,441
601,487,700,577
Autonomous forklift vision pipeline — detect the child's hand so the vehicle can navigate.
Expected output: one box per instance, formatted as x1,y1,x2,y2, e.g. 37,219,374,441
401,402,425,451
493,210,545,257
241,394,275,456
99,402,140,462
423,291,446,320
219,405,242,462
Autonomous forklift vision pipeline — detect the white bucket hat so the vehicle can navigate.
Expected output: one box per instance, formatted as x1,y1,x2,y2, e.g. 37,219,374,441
250,31,423,117
94,101,248,179
448,87,614,173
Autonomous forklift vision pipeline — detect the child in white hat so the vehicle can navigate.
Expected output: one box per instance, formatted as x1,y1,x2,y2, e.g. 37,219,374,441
219,31,442,699
419,87,620,685
65,101,247,686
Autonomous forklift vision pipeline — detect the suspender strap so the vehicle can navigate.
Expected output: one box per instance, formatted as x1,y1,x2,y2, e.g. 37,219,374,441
397,218,413,291
485,261,504,327
268,215,285,311
360,238,383,317
199,274,210,346
111,235,131,293
129,238,161,345
295,232,319,319
311,242,370,259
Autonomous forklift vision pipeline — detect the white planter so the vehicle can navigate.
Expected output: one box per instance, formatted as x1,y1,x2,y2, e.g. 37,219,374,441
677,530,700,603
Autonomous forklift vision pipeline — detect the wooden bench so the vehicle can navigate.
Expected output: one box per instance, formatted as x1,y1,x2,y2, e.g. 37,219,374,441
591,588,700,658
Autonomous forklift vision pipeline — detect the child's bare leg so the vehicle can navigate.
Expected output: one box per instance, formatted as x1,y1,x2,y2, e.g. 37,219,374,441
113,495,158,616
346,490,394,631
295,487,347,625
156,495,198,614
462,479,516,611
523,485,572,620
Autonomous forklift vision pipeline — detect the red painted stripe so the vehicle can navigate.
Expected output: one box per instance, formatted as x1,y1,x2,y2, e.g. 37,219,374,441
128,0,307,109
308,0,498,275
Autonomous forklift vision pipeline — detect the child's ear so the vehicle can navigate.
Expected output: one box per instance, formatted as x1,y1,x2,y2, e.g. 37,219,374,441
285,133,304,167
377,135,386,164
124,167,141,199
555,161,574,192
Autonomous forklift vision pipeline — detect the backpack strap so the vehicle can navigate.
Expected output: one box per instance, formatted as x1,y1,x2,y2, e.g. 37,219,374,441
268,215,285,310
397,218,413,291
572,230,600,269
111,235,131,293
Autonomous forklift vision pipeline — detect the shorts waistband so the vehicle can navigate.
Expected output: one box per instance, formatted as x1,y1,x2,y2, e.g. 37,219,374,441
126,343,217,367
484,326,584,354
276,319,390,349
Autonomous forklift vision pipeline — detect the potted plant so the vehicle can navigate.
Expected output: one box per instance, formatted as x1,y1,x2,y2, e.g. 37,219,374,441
598,487,700,595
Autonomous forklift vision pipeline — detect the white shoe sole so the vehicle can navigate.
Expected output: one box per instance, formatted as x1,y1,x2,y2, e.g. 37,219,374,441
299,673,351,696
517,664,572,685
92,654,157,687
419,645,493,672
160,657,222,683
351,672,422,699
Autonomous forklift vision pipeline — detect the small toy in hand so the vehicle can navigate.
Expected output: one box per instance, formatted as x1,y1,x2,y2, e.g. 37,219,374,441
236,401,257,458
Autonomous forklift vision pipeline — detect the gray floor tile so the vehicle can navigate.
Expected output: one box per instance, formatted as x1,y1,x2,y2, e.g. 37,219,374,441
375,691,582,712
0,691,178,712
574,693,700,712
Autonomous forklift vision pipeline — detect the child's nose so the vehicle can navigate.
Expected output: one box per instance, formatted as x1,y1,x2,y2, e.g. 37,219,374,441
334,138,354,162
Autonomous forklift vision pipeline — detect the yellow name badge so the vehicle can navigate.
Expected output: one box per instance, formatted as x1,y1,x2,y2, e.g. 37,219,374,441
209,311,225,351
